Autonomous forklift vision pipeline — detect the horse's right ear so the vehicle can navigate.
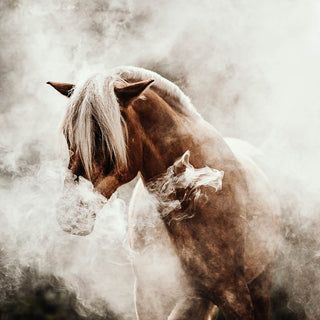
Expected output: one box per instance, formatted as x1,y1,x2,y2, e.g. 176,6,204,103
114,79,154,106
46,81,74,98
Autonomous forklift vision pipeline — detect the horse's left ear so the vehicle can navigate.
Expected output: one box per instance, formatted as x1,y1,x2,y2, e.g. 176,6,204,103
47,81,74,98
114,79,154,106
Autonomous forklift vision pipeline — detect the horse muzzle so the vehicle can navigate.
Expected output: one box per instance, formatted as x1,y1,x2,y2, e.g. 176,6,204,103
56,171,103,236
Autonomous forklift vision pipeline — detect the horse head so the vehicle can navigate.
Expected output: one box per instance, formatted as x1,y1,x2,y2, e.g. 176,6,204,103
48,76,154,235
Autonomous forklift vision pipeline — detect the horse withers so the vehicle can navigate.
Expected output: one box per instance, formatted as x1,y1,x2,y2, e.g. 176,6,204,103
48,66,280,319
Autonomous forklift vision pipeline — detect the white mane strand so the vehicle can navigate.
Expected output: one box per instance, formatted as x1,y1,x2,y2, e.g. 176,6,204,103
62,66,200,178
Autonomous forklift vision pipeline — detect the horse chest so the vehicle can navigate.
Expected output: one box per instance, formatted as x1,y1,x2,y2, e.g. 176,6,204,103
128,178,174,252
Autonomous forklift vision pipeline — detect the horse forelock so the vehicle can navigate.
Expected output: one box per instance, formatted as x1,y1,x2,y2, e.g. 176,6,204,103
62,73,127,178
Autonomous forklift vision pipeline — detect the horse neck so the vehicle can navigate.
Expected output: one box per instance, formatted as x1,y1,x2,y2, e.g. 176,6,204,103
132,90,222,182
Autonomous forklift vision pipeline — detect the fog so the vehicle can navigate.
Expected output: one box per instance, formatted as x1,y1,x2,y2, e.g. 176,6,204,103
1,0,320,319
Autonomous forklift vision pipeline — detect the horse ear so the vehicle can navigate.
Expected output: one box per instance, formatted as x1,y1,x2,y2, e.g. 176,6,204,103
114,79,154,106
46,81,74,97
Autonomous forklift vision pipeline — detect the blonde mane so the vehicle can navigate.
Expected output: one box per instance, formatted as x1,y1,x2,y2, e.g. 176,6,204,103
62,66,201,178
113,66,201,118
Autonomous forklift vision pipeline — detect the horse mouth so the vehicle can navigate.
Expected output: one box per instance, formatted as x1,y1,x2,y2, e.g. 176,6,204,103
57,220,95,236
56,171,104,236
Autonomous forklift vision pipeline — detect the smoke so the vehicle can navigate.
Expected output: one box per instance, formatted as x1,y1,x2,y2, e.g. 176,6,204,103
0,157,135,317
147,150,224,223
1,0,320,319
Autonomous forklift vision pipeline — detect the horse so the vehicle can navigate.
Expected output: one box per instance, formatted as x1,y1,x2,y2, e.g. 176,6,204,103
47,66,281,319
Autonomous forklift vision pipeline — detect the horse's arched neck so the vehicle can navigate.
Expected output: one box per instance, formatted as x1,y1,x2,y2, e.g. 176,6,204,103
131,90,204,182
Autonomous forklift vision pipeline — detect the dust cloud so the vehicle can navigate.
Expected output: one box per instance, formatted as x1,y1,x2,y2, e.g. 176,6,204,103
1,0,320,319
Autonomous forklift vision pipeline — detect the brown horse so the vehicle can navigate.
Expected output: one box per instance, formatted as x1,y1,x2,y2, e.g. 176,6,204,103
48,66,280,319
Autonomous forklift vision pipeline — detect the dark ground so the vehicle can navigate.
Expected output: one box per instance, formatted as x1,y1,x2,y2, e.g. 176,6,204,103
0,266,120,320
0,235,310,320
0,273,307,320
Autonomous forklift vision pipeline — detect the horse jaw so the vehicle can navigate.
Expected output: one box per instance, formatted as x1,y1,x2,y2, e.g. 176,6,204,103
93,174,123,199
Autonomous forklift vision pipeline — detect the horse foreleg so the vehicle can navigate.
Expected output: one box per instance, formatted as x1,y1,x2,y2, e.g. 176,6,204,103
134,277,166,320
134,273,182,320
168,296,218,320
210,276,254,320
248,263,274,320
